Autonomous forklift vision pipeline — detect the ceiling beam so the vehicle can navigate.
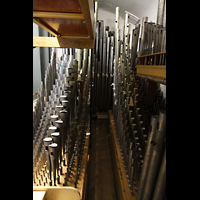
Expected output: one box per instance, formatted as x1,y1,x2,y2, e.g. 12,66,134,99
33,11,84,20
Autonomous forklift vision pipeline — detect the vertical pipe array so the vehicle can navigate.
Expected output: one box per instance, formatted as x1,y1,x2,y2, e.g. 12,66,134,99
93,19,115,112
33,46,91,187
110,2,166,198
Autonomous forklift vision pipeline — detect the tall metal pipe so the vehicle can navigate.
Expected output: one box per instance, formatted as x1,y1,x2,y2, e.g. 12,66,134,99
157,0,165,26
142,110,166,200
136,115,159,200
139,16,148,56
152,146,166,200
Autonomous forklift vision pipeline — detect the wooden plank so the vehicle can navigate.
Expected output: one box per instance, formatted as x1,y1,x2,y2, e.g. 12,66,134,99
109,120,125,200
108,110,127,200
108,110,137,200
79,0,94,39
136,65,166,80
38,17,88,36
60,36,90,39
33,187,81,200
33,36,94,48
33,11,84,19
33,18,59,37
33,0,82,13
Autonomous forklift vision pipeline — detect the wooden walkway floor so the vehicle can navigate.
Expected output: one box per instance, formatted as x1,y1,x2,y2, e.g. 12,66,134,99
86,119,117,200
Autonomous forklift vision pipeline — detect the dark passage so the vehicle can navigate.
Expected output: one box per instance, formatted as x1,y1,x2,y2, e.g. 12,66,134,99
86,119,117,200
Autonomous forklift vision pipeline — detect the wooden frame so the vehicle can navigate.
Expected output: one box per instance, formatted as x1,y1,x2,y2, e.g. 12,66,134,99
33,0,94,48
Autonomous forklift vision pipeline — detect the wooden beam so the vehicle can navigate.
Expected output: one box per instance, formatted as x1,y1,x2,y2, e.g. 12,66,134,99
33,18,58,37
138,51,166,59
33,36,94,48
79,0,94,39
136,65,166,80
33,11,84,20
60,35,90,39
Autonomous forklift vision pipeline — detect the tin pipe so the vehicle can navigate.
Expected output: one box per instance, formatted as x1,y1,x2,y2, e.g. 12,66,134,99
142,110,166,200
152,146,166,200
136,115,159,200
49,143,58,186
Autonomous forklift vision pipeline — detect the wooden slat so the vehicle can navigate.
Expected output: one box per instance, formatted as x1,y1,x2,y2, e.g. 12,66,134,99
33,36,94,48
33,11,84,19
79,0,94,39
138,51,166,59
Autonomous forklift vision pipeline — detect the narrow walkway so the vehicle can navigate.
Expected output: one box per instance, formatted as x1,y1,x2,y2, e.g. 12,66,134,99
86,119,117,200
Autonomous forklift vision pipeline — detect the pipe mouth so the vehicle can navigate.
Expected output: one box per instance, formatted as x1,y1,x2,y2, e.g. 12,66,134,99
43,137,52,142
51,132,60,137
55,120,63,124
56,105,63,108
49,126,57,130
60,95,67,98
51,115,58,119
49,143,57,148
61,100,69,103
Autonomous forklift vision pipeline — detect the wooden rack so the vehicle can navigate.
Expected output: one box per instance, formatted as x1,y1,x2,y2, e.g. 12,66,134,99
135,51,166,85
33,0,95,48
